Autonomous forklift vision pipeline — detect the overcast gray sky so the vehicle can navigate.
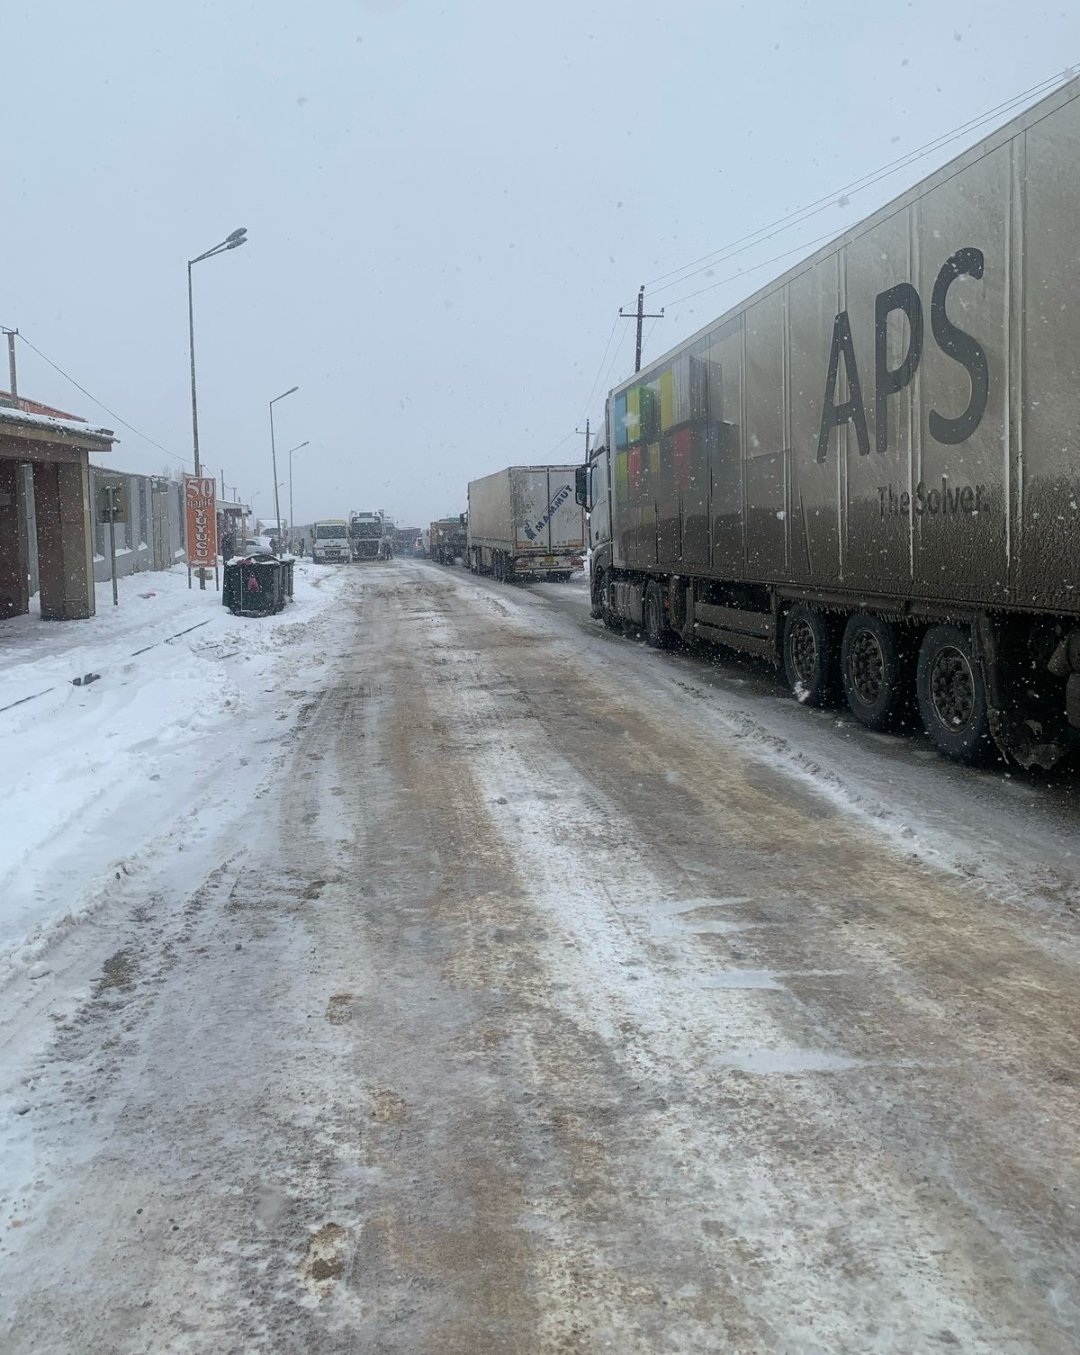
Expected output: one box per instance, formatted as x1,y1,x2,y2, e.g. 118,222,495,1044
3,1,1078,528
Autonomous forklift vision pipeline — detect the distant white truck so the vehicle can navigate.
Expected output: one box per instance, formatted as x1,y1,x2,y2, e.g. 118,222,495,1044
467,465,585,582
310,519,349,564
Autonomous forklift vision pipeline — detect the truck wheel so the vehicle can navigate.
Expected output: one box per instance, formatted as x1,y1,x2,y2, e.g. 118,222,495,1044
644,580,675,649
599,572,621,631
916,624,993,763
590,570,604,620
841,614,910,730
783,605,837,707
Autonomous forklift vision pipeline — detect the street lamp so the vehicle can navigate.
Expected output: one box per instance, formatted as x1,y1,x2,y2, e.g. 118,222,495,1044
269,385,298,556
187,226,247,587
287,441,310,551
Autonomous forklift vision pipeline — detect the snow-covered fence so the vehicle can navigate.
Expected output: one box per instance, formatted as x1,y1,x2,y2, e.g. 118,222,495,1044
92,466,188,584
24,465,187,595
86,465,186,585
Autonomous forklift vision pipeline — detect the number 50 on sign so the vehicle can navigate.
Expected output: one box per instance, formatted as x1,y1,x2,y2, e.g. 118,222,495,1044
184,475,218,568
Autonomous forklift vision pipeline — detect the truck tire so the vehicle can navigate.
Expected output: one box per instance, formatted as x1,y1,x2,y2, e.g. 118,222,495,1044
644,580,675,649
841,614,910,731
783,605,837,707
599,571,621,631
916,624,993,763
590,570,604,620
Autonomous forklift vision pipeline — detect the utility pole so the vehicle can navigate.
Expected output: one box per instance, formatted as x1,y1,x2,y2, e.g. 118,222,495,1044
620,286,664,373
186,227,248,587
575,417,590,463
4,328,17,401
187,263,200,478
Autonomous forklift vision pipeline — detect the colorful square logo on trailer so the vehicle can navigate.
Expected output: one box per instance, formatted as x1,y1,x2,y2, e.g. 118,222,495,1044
615,388,641,449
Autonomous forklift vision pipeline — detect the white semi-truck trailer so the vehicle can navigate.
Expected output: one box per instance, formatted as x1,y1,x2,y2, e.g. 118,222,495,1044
467,465,585,582
579,76,1080,769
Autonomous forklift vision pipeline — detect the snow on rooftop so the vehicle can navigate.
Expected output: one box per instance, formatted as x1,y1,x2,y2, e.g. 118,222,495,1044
0,404,114,441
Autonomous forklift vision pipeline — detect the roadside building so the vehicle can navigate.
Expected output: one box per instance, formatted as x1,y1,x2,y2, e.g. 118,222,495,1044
0,399,115,621
217,496,247,559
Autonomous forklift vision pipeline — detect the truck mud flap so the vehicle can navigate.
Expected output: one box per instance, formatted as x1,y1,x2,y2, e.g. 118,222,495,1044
978,613,1070,770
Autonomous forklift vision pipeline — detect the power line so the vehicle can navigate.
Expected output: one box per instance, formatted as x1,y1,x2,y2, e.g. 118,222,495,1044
540,428,577,461
4,327,187,464
601,323,634,397
578,314,620,426
645,69,1069,294
643,67,1075,298
663,226,846,310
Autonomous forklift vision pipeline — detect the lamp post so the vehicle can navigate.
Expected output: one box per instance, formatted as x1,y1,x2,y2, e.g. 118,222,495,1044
187,226,247,587
287,441,310,552
269,386,299,556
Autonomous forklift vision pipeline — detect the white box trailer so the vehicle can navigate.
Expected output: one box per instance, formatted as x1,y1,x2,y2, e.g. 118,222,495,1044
467,465,585,582
581,76,1080,769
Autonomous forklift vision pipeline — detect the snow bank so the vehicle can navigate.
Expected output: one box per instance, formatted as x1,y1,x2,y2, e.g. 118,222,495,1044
0,562,345,984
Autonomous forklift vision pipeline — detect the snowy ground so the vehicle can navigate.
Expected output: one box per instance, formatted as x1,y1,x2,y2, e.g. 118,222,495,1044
2,559,1079,1353
0,561,348,1201
0,562,346,982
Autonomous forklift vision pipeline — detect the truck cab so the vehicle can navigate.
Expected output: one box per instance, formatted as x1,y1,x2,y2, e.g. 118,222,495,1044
575,434,611,619
311,520,349,563
349,511,385,561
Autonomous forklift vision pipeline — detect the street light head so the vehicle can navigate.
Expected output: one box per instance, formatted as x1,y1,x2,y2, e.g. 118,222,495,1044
225,235,247,250
226,227,248,242
284,385,299,398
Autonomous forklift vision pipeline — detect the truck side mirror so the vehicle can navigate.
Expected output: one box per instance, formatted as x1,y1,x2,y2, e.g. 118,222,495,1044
459,513,467,526
574,465,589,509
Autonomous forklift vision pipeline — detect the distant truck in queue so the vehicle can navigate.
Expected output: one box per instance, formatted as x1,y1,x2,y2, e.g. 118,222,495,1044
429,516,467,565
379,513,396,559
578,77,1080,770
309,519,349,564
349,510,386,561
467,466,584,582
394,526,422,555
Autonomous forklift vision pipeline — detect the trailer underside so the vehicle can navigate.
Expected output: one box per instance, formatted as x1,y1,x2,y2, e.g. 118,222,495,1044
592,562,1080,770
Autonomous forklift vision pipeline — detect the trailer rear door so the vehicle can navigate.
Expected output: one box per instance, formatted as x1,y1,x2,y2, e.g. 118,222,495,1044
545,468,584,552
512,467,581,552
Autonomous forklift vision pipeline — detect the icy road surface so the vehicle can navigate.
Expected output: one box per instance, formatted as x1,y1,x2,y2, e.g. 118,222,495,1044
2,559,1079,1354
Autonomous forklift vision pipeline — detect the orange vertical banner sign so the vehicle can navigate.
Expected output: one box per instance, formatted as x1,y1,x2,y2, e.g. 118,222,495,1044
184,475,218,568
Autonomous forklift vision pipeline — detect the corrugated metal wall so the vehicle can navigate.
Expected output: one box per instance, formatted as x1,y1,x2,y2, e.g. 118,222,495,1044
24,465,188,595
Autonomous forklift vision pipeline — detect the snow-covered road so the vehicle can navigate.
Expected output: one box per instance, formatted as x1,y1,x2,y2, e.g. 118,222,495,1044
2,560,1079,1353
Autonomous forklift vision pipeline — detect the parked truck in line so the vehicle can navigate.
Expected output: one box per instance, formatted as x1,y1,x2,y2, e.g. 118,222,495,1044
394,526,422,556
308,519,349,564
468,466,585,582
349,510,386,561
379,513,396,560
429,516,467,565
578,77,1080,770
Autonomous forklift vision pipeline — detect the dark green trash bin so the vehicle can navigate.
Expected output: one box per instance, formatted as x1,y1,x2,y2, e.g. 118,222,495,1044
223,555,285,616
280,556,295,600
